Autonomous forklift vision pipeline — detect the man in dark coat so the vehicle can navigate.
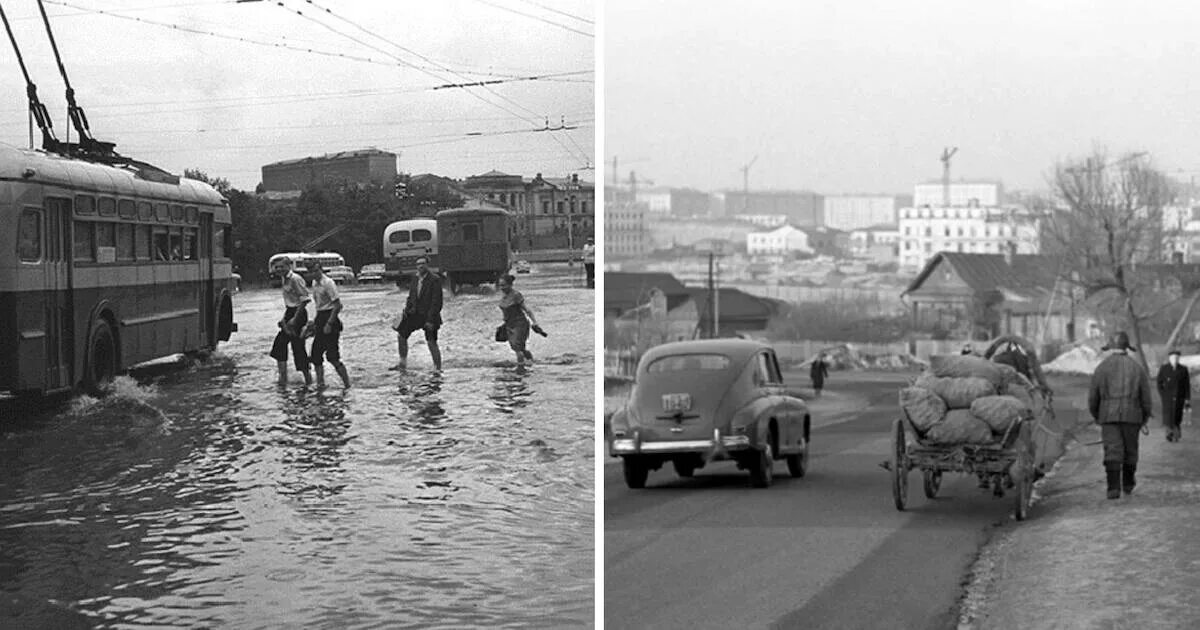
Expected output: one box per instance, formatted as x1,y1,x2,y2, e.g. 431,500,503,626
809,353,829,398
1156,349,1191,442
1088,331,1153,499
391,257,443,371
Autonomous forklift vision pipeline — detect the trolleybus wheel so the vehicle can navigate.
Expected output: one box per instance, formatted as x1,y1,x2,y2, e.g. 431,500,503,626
83,318,118,395
623,457,649,489
923,470,942,498
892,418,909,511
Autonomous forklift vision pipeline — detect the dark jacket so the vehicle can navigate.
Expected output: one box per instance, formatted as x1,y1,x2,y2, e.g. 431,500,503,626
404,272,443,327
810,359,829,385
1088,352,1153,425
1156,362,1191,426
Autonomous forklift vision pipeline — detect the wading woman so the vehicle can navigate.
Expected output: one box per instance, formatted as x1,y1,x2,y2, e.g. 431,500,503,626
497,273,543,367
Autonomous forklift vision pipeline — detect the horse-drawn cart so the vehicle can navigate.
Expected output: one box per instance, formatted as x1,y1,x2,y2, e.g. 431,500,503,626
887,336,1054,521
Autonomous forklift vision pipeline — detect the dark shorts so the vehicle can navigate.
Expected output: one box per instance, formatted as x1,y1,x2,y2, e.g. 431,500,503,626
270,306,309,370
395,312,438,343
1101,423,1141,467
310,309,343,365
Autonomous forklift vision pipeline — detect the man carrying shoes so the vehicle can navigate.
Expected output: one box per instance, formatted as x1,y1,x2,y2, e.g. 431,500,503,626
1088,331,1153,499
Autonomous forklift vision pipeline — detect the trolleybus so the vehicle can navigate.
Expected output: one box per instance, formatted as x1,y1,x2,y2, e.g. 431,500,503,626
382,218,437,283
0,141,237,396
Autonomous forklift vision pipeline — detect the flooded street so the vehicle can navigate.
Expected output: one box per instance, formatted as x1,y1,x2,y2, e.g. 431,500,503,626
0,264,595,629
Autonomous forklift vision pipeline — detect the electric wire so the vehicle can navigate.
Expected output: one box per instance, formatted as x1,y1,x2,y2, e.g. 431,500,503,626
468,0,592,37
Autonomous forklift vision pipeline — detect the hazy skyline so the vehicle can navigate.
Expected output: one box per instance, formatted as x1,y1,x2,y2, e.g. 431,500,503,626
0,0,593,190
605,0,1200,197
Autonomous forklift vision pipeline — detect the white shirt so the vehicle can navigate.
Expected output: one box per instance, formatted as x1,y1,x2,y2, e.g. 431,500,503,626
312,275,340,311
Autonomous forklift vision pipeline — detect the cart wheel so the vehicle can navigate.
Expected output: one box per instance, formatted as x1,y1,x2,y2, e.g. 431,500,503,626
891,418,909,511
923,470,942,498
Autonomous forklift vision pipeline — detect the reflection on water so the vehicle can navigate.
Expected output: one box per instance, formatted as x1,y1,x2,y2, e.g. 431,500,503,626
0,271,594,629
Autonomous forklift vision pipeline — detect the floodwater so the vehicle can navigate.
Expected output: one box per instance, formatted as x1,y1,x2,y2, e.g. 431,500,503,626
0,264,595,629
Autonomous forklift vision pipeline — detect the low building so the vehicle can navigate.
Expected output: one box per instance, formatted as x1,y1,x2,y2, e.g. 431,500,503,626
464,171,594,251
799,226,850,257
747,225,812,257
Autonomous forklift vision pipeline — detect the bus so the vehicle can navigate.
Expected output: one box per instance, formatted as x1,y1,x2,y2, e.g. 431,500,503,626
436,205,511,294
0,141,237,396
266,251,345,287
382,219,437,283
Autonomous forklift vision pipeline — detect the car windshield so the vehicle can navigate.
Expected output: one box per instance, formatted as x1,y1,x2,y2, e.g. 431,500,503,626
646,353,731,373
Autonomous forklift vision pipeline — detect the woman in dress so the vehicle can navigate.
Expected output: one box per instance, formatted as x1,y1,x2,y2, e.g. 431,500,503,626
498,273,542,366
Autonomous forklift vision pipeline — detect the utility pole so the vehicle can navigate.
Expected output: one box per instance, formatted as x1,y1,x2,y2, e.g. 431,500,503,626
940,147,958,207
741,155,759,214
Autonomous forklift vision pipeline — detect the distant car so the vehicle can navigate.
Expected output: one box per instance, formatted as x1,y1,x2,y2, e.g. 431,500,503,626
357,263,386,285
514,260,532,274
326,265,356,285
608,339,811,489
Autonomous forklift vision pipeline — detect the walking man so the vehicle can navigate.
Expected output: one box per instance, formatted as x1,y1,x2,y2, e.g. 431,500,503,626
306,260,351,388
582,236,595,289
1156,349,1190,442
391,257,443,371
810,353,829,398
1088,331,1153,499
270,257,313,386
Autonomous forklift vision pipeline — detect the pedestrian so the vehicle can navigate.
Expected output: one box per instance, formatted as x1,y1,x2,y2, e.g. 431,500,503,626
306,259,351,388
810,353,829,398
1156,349,1190,442
961,343,974,356
269,256,313,386
582,236,595,288
391,256,443,371
992,341,1033,381
1088,331,1153,499
497,273,544,367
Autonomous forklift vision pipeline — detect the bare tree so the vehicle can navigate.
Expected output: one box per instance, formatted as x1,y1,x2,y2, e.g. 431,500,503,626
1043,149,1176,371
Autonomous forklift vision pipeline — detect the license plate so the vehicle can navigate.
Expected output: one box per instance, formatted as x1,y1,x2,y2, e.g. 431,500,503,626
662,393,692,412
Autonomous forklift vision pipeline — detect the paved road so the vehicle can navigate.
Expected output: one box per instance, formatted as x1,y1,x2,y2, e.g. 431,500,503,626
604,371,1086,630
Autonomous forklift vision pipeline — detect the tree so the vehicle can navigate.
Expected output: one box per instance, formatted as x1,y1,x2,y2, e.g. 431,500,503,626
1043,149,1176,371
183,168,232,196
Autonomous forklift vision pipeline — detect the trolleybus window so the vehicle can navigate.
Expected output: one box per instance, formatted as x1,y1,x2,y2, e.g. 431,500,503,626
414,229,432,243
170,204,183,222
18,209,40,262
97,223,116,263
389,231,411,243
183,228,197,260
137,201,153,221
118,199,136,219
73,221,94,261
215,226,229,258
75,195,94,215
155,203,169,222
153,226,169,260
116,224,135,261
135,224,151,260
185,206,198,223
98,197,116,217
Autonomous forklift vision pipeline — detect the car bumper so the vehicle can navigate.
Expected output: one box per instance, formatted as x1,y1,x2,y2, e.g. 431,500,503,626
610,428,754,457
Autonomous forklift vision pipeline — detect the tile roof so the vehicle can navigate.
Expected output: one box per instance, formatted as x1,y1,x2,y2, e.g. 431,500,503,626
604,272,690,314
685,287,780,320
903,252,1062,297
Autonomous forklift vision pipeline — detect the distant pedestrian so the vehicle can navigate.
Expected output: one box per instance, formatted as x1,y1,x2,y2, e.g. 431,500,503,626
810,353,829,397
497,273,544,367
582,237,595,288
1088,331,1153,499
961,343,974,356
270,257,313,386
391,257,443,371
306,260,351,388
1156,349,1190,442
992,341,1033,381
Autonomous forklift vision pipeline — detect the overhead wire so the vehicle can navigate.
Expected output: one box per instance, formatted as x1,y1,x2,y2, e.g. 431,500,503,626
511,0,592,25
468,0,592,37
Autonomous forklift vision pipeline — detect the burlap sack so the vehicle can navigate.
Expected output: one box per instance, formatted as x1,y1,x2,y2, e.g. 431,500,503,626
1004,381,1035,410
900,386,947,434
971,395,1028,434
914,374,997,409
928,354,1008,388
925,409,995,445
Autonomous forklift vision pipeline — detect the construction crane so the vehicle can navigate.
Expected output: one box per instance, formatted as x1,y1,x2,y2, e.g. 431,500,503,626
741,155,759,214
940,147,957,207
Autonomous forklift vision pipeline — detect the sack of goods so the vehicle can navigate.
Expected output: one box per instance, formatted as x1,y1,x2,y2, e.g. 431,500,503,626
970,395,1030,434
900,386,948,433
925,409,994,445
913,374,997,409
928,354,1016,390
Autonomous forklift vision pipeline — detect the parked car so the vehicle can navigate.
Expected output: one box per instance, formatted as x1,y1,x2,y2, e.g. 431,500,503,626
608,339,811,489
326,265,356,285
357,263,386,285
514,260,531,274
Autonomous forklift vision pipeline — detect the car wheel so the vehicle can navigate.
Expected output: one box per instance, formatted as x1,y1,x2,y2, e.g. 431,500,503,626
673,459,696,478
786,439,808,478
623,457,649,489
748,447,773,488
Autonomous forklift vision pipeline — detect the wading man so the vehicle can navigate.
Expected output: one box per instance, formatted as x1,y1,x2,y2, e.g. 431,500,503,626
1156,349,1190,442
1088,331,1153,499
391,257,443,371
270,257,313,386
306,260,351,388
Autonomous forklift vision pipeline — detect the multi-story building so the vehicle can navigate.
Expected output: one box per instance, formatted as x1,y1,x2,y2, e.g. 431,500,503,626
669,188,713,217
261,148,398,192
823,195,899,231
462,171,595,250
746,225,812,257
605,201,650,261
634,187,673,214
913,181,1003,208
898,205,1039,271
717,190,823,226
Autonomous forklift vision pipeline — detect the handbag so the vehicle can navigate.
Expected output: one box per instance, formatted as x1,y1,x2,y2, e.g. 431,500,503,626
494,324,508,342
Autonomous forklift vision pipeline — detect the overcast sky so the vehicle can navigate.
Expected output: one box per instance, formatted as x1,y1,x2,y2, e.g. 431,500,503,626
0,0,593,190
604,0,1200,196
